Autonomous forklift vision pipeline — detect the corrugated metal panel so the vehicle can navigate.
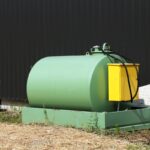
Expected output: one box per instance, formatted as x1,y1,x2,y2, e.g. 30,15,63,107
0,0,150,100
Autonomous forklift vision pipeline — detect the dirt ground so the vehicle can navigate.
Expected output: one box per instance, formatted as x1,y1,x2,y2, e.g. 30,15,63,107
0,123,149,150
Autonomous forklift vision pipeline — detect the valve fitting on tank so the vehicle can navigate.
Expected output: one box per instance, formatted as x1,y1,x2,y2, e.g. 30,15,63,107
102,43,111,51
86,43,111,55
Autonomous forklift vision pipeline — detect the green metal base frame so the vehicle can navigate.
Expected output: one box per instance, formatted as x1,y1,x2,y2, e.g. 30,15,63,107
22,107,150,131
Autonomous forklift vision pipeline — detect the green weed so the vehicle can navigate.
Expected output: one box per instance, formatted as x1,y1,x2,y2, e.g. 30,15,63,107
0,110,21,123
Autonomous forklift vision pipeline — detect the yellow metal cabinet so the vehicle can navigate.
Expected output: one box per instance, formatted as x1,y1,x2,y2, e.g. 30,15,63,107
108,63,139,101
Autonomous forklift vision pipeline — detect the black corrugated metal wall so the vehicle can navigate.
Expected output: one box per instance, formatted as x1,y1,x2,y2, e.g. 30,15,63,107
0,0,150,100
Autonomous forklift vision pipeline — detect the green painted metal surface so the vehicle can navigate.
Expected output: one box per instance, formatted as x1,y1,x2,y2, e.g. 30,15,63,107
110,123,150,132
104,108,150,127
27,53,114,112
22,107,150,131
22,107,103,129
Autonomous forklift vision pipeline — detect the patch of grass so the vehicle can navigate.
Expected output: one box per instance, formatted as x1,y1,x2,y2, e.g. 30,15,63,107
83,127,121,136
127,143,150,150
0,111,21,123
82,127,150,148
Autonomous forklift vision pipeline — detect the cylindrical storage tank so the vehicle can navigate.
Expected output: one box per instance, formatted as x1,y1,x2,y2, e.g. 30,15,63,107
27,53,114,112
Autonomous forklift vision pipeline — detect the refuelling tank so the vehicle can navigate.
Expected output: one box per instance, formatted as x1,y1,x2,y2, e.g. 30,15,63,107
27,45,120,112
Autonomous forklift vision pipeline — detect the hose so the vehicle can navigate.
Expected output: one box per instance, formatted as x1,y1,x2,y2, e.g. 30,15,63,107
88,45,139,102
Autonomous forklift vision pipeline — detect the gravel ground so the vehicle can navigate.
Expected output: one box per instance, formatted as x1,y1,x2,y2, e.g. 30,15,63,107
0,123,134,150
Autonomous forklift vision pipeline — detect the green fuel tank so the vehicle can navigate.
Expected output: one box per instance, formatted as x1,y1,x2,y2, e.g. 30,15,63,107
27,46,115,112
